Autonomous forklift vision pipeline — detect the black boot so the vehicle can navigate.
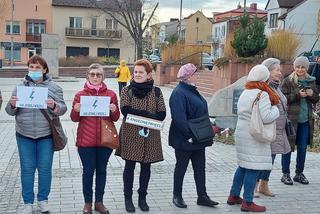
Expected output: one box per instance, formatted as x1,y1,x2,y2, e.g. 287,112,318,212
281,173,293,185
125,197,135,213
172,195,187,208
197,194,219,207
138,195,149,212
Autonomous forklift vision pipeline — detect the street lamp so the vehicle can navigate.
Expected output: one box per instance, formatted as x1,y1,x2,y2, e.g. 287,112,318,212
10,0,14,68
179,0,182,40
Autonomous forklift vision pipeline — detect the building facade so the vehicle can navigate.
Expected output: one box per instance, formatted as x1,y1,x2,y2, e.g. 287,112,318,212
210,3,267,59
52,0,135,64
180,11,213,45
265,0,320,55
150,19,179,49
0,0,53,65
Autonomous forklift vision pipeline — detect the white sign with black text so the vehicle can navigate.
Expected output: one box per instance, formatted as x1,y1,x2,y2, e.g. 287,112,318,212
126,114,164,130
80,96,110,116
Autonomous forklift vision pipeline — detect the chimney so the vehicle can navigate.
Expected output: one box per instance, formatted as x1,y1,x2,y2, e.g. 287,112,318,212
237,2,241,9
250,3,257,10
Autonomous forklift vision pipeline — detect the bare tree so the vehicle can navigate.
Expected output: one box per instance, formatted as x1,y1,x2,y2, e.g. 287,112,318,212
90,0,159,60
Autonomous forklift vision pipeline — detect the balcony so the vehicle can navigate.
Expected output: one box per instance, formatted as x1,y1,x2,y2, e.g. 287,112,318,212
65,28,122,40
26,34,41,43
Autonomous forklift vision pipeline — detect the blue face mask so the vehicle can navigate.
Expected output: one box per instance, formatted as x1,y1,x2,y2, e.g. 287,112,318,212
28,70,43,81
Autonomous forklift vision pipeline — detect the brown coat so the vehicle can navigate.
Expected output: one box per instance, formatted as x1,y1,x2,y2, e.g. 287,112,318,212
115,86,166,163
281,75,319,150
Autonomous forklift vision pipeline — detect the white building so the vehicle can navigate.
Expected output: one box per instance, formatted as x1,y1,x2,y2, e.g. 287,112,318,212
265,0,320,55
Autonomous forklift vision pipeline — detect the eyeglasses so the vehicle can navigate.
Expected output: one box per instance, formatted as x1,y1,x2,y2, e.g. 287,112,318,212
88,72,103,78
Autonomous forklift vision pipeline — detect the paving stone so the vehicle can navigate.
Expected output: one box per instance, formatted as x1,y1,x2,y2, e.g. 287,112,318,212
0,78,320,213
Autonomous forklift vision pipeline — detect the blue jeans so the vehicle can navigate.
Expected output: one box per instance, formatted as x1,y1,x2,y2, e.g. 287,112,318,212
78,147,113,203
282,122,310,174
258,154,276,181
16,134,54,204
230,166,260,203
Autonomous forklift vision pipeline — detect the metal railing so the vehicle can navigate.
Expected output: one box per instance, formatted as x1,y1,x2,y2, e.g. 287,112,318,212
65,27,122,39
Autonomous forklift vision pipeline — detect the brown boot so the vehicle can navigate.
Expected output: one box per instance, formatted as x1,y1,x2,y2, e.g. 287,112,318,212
83,203,92,214
254,181,260,198
258,180,275,197
94,202,109,214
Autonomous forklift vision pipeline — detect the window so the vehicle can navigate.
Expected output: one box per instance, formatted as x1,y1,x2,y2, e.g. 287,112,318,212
221,25,226,37
97,48,120,58
66,46,89,57
69,17,82,28
196,17,199,23
6,21,20,34
4,46,21,61
269,13,278,28
27,22,46,34
106,19,118,30
91,17,97,35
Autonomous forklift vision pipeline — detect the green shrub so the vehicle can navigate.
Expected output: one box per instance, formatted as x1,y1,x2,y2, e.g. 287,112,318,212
59,56,119,67
231,15,268,57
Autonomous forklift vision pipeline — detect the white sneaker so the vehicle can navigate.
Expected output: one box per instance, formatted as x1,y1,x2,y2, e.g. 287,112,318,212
38,200,49,213
22,204,33,214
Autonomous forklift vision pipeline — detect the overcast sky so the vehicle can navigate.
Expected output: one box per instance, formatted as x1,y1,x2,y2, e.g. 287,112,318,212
154,0,268,22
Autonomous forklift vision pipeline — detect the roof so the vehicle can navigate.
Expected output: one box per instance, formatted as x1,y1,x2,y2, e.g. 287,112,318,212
265,0,305,9
213,14,267,24
278,0,307,20
214,6,267,17
52,0,141,10
184,10,213,23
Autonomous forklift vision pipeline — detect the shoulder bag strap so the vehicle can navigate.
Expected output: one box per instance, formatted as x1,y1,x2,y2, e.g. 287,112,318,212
40,109,52,123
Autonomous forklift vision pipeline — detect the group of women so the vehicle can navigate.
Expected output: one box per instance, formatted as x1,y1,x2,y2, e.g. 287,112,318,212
3,54,318,214
227,56,318,212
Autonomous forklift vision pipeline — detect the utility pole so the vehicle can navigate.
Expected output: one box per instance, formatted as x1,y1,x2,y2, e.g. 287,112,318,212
179,0,182,40
243,0,247,13
10,0,14,68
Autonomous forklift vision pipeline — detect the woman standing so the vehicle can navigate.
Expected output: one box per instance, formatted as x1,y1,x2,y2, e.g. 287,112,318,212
227,65,279,212
256,58,291,196
116,59,166,213
115,60,131,95
281,56,319,185
70,63,120,214
6,55,67,214
169,63,218,209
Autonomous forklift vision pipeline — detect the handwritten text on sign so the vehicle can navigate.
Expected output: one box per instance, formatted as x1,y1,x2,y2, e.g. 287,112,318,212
16,86,48,109
80,96,110,116
126,114,164,130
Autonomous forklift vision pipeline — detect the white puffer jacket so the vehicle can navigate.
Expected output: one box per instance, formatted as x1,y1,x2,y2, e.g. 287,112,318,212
235,89,279,170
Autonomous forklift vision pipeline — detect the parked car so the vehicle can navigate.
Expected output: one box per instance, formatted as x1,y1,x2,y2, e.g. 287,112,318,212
201,52,213,70
149,54,161,63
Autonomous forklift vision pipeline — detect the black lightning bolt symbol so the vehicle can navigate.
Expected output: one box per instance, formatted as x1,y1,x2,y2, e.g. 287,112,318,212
93,100,98,109
29,90,35,101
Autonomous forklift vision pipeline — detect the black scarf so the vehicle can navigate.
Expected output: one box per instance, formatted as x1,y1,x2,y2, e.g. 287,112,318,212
269,80,280,89
129,79,154,99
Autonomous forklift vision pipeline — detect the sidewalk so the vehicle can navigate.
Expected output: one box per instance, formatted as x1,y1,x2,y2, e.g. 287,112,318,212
0,78,320,214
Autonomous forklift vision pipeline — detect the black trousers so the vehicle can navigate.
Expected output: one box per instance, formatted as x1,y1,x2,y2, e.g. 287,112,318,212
173,149,206,197
118,82,127,95
123,160,151,198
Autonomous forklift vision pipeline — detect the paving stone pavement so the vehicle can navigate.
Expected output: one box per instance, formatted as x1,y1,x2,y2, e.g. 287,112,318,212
0,78,320,214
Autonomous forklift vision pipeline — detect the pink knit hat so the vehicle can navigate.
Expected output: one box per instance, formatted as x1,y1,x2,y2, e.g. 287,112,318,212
177,63,197,80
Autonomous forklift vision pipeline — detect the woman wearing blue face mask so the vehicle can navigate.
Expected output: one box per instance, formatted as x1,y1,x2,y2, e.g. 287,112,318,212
5,55,67,214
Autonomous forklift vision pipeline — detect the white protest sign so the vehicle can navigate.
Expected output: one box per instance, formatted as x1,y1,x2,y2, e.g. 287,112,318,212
80,96,110,116
16,86,48,109
125,114,164,130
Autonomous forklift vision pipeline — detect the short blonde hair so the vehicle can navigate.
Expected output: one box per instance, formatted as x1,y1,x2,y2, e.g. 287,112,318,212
87,63,105,79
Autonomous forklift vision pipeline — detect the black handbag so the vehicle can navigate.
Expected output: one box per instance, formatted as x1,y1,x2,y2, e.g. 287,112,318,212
188,115,214,144
285,119,296,137
280,98,296,137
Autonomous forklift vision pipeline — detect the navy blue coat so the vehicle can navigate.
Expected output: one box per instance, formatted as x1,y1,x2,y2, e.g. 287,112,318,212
169,81,213,151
